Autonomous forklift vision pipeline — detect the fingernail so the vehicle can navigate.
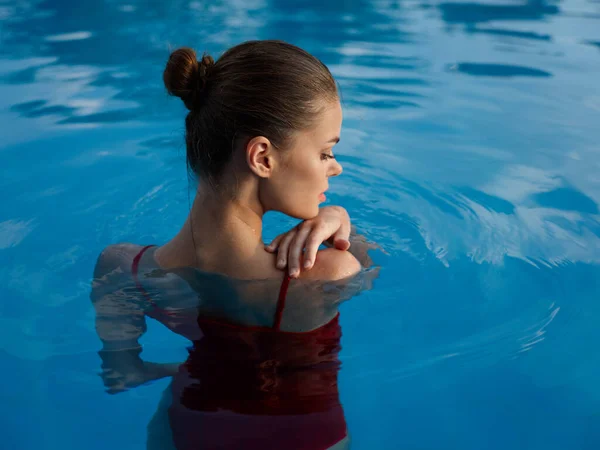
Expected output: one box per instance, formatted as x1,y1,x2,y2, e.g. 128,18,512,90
303,260,312,269
277,260,285,269
290,269,299,277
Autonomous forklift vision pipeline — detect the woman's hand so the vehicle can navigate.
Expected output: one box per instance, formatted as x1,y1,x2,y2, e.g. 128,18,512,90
265,206,352,278
100,360,180,394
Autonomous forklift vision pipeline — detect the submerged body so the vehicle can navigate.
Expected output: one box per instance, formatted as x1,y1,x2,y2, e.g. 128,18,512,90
93,241,372,449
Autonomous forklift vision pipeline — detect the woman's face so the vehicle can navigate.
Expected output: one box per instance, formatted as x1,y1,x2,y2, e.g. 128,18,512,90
265,101,344,219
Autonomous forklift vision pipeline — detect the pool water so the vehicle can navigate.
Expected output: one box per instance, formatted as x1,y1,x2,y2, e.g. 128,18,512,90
1,0,600,449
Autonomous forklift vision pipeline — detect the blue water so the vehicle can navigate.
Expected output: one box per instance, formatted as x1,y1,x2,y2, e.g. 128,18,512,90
1,0,600,448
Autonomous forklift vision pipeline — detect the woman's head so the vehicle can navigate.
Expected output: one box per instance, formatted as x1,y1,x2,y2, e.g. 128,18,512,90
163,40,343,219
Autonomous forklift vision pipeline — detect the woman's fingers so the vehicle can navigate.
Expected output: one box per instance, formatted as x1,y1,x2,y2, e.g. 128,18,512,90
333,239,351,251
267,207,353,274
331,218,351,250
333,209,351,246
302,224,329,270
275,230,296,270
287,224,313,277
265,233,285,252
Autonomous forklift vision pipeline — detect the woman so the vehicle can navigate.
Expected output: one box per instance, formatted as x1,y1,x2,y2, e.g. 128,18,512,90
91,40,377,449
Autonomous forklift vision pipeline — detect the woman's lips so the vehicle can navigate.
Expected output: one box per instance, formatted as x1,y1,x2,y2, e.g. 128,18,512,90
319,193,326,202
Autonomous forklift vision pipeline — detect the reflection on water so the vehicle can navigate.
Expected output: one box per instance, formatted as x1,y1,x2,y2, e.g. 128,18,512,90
1,0,600,449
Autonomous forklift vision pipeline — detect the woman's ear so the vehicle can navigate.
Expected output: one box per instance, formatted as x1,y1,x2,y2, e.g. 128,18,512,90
246,136,275,178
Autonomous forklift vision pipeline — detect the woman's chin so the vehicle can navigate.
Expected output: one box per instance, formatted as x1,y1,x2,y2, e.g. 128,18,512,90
308,205,321,219
286,206,320,220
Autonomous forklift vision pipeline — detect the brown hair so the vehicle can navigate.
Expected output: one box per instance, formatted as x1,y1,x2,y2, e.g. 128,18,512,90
163,40,338,184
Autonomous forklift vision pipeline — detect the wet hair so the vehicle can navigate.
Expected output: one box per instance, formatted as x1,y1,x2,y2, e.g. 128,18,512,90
163,40,338,184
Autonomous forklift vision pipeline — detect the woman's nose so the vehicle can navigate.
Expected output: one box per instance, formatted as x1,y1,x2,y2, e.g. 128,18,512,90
329,160,343,177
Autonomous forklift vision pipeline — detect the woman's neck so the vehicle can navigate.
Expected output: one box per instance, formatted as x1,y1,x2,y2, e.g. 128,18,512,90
155,184,266,271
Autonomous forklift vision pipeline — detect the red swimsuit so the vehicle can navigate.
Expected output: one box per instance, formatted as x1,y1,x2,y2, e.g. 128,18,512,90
132,245,347,449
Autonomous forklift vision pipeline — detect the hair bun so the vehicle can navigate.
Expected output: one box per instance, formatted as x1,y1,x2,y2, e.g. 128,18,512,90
163,47,214,111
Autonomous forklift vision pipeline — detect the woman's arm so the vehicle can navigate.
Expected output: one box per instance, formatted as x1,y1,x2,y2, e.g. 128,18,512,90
91,246,180,394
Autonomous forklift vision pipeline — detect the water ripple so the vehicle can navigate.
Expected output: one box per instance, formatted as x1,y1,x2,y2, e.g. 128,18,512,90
450,62,553,77
438,1,561,24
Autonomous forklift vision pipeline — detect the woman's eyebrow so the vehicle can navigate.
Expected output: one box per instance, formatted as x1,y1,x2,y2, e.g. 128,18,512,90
326,136,340,144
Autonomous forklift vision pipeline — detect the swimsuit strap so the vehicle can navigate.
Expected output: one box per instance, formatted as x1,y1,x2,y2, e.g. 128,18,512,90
273,273,292,331
131,245,162,311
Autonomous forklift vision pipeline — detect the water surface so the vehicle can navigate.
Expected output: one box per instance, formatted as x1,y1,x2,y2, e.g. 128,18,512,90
1,0,600,449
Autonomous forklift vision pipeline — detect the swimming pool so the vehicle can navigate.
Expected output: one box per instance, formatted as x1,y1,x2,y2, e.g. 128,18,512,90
1,0,600,448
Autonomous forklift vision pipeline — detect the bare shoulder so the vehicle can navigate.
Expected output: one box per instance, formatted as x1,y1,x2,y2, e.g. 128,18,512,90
93,243,145,280
299,248,361,281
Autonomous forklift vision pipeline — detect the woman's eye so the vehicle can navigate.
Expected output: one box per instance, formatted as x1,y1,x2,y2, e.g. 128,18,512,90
321,153,335,160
